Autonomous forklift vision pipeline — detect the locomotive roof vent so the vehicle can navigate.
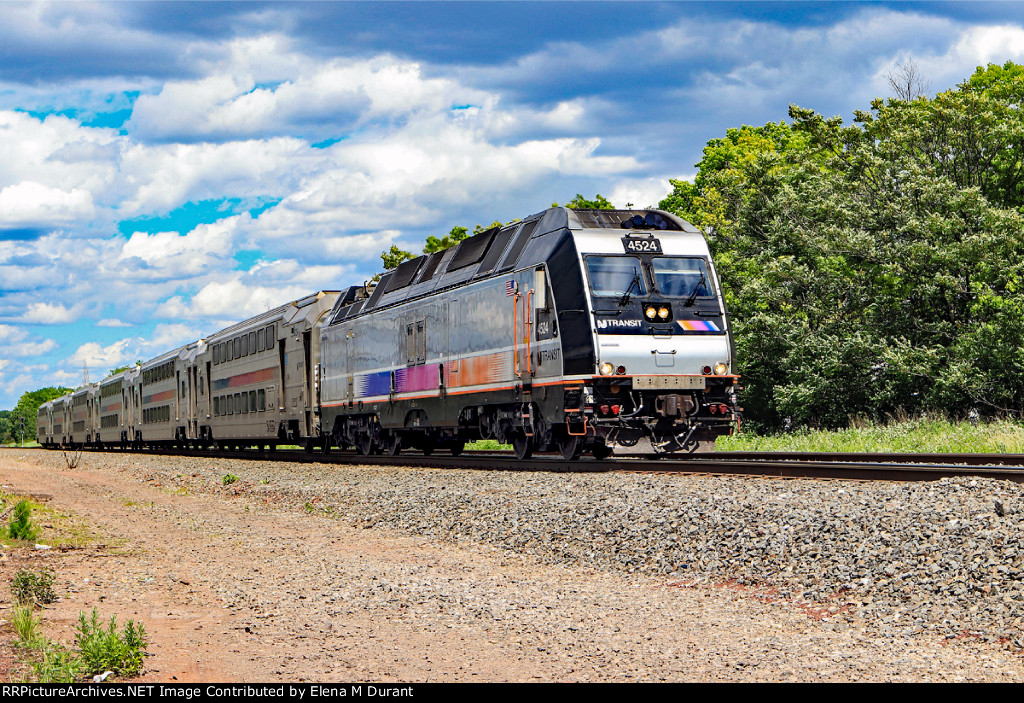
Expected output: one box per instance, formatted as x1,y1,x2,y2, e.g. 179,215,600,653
572,208,684,231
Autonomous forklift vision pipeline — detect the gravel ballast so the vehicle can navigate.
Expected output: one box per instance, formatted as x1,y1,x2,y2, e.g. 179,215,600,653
113,453,1024,651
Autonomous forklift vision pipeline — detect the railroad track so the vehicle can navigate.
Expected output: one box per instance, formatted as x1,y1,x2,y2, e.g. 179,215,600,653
19,445,1024,483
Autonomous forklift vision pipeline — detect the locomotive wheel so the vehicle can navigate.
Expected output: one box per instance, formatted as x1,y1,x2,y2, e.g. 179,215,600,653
512,431,534,460
557,434,582,461
384,432,402,456
590,441,613,460
354,432,373,456
449,440,465,456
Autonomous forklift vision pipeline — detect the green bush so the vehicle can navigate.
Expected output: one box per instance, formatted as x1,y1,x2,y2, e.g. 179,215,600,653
222,473,239,486
11,568,56,606
9,500,39,541
32,644,81,683
74,608,147,678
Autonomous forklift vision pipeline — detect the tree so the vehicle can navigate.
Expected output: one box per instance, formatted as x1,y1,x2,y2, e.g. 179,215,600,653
887,58,931,101
108,362,141,376
658,62,1024,430
555,194,615,209
381,245,416,270
424,226,470,254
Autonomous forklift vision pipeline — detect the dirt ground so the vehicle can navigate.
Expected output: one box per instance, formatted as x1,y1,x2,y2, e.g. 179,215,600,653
2,448,1024,683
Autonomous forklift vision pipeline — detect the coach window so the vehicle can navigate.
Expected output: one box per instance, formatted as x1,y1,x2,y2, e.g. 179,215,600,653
257,329,265,352
234,337,241,359
267,325,276,349
249,331,257,354
242,334,249,357
249,390,257,412
241,393,248,414
214,397,219,416
258,389,266,411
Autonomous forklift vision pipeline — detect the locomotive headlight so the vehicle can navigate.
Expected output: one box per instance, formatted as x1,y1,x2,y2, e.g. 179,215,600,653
658,306,670,320
714,362,728,376
644,306,657,320
599,362,615,376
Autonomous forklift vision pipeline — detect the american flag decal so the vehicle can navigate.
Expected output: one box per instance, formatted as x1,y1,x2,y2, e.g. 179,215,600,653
505,280,518,296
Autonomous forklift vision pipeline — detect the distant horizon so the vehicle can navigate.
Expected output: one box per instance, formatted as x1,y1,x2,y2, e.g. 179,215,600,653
2,1,1023,409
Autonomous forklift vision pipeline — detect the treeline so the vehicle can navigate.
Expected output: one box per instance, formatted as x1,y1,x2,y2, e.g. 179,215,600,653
657,61,1024,431
0,387,71,444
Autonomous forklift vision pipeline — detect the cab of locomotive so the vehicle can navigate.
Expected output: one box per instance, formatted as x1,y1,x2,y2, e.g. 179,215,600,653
570,210,738,450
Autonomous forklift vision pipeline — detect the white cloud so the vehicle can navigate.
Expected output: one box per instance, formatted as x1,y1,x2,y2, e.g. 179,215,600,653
607,177,676,211
0,181,96,226
66,338,137,369
118,217,239,277
20,302,76,325
156,278,311,320
8,339,58,357
96,319,132,328
873,25,1024,98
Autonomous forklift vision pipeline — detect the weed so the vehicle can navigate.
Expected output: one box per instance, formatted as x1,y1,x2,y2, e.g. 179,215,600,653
61,448,82,469
304,501,314,513
74,608,148,678
9,500,39,541
222,473,239,486
12,605,43,648
32,643,81,683
11,568,56,606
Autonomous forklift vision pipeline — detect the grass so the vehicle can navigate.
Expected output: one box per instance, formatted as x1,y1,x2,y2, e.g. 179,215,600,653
12,605,44,648
466,439,512,451
718,415,1024,454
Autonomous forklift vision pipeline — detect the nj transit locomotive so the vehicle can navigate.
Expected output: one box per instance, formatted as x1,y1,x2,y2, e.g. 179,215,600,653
38,207,739,460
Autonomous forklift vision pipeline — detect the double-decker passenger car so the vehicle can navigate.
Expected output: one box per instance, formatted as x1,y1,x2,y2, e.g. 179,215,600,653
198,291,340,449
97,367,139,449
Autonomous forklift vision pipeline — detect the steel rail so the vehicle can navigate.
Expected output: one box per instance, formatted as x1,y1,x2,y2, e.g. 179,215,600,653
17,445,1024,483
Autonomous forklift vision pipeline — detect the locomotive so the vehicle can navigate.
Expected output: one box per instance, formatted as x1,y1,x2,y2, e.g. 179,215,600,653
38,207,739,460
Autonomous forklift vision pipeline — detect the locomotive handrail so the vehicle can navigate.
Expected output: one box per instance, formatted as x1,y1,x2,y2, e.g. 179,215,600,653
526,289,533,376
513,292,521,377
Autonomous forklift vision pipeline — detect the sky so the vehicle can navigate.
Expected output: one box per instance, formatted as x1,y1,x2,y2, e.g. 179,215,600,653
2,0,1024,410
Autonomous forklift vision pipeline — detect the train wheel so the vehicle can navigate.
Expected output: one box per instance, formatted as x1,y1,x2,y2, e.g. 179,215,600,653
321,438,332,455
355,431,373,456
384,432,401,456
512,431,533,460
449,440,465,456
590,440,613,460
557,435,582,461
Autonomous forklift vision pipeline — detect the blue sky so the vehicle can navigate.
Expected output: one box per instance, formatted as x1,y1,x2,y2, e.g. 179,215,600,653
2,1,1024,409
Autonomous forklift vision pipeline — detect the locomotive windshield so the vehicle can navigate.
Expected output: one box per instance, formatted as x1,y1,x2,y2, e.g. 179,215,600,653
650,257,714,298
585,256,649,296
584,255,715,299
